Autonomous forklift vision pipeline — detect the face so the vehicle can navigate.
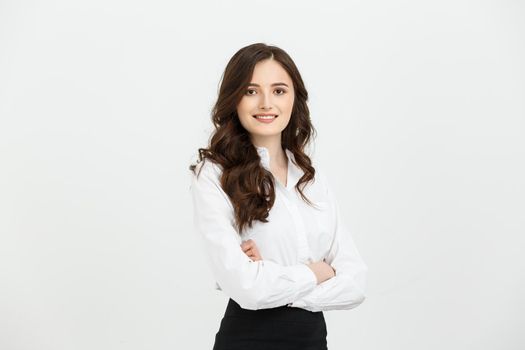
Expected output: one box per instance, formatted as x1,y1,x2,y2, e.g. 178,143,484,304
236,59,295,144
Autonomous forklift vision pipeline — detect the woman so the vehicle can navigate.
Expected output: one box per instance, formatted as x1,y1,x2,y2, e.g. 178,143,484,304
189,43,368,350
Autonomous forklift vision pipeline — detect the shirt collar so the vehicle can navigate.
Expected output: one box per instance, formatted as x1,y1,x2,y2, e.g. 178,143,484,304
255,146,303,190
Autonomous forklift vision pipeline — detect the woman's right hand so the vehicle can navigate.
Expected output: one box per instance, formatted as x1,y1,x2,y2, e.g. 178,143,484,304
240,239,263,261
307,260,335,284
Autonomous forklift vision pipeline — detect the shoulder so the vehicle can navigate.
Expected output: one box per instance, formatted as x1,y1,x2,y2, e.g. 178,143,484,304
190,158,234,211
192,158,224,183
190,159,228,196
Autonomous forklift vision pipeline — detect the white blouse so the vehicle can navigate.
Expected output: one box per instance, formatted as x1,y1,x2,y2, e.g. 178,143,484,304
190,145,368,312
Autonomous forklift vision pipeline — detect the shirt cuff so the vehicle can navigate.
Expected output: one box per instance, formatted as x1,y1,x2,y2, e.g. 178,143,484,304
285,263,317,307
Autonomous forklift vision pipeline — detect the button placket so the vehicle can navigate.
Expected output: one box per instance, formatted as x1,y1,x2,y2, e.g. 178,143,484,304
280,191,311,263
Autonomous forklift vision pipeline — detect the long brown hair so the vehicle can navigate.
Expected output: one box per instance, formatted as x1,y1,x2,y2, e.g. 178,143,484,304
189,42,318,235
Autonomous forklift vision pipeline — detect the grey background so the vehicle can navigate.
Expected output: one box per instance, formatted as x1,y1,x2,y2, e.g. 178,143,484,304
1,0,524,349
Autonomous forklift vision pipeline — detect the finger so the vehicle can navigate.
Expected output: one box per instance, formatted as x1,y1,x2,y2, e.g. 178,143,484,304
240,240,254,250
248,252,258,260
244,249,255,258
242,242,257,253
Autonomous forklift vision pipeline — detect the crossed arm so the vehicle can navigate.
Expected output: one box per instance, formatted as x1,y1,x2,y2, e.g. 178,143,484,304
240,239,336,285
191,160,367,312
239,171,369,312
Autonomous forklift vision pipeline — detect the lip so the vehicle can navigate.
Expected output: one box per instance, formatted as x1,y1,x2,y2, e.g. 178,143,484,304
253,114,278,123
253,113,278,117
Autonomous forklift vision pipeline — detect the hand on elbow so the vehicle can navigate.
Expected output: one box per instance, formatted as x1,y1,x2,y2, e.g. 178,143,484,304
240,239,263,261
307,260,335,284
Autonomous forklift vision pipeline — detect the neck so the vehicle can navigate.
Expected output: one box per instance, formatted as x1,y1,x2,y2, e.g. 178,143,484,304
251,136,287,167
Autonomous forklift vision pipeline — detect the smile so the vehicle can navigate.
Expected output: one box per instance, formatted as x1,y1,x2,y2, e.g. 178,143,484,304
253,114,278,123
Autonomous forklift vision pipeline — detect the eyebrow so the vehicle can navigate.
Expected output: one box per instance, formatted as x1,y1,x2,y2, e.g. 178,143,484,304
247,82,289,87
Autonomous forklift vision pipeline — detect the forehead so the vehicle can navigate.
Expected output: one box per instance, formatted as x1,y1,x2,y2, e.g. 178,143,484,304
250,59,292,85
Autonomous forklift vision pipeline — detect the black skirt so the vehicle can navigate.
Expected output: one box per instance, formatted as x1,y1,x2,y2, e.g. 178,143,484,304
212,298,328,350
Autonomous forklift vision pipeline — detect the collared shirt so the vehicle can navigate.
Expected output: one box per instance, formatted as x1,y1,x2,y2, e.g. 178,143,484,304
190,145,368,312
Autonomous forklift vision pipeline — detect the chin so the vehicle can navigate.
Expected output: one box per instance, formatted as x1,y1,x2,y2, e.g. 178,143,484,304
250,129,284,137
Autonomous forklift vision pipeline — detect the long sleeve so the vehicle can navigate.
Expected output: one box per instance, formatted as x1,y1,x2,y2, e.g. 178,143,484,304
190,160,318,311
288,171,369,312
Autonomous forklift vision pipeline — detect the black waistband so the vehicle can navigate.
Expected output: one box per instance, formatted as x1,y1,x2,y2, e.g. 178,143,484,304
223,298,324,323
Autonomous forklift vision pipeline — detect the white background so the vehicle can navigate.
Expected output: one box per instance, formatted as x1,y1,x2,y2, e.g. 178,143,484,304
1,0,524,349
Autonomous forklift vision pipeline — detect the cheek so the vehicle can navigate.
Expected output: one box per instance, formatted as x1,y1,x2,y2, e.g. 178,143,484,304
280,95,295,113
236,98,249,114
236,99,254,122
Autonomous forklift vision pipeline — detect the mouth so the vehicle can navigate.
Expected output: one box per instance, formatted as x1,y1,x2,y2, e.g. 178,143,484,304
252,114,278,120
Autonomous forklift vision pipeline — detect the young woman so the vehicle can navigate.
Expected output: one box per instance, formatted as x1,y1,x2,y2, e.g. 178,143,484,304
189,43,368,350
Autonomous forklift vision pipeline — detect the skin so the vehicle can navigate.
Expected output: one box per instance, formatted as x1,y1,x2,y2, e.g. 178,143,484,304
237,58,335,285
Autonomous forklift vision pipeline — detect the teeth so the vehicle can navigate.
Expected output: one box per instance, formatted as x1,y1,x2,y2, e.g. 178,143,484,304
255,115,276,119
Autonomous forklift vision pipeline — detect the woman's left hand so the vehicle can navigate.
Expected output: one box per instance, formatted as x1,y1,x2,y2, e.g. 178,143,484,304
240,239,263,261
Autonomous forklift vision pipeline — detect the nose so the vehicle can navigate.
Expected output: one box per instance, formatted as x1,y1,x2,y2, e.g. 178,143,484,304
259,91,273,110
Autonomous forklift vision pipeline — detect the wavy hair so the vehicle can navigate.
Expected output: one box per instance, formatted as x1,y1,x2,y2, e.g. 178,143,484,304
189,42,318,235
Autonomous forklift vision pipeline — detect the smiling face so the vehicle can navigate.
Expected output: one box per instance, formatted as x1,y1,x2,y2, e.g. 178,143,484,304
236,58,295,144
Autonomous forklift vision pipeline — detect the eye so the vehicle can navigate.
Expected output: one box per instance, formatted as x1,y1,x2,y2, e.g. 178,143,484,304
245,89,256,95
274,89,286,95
